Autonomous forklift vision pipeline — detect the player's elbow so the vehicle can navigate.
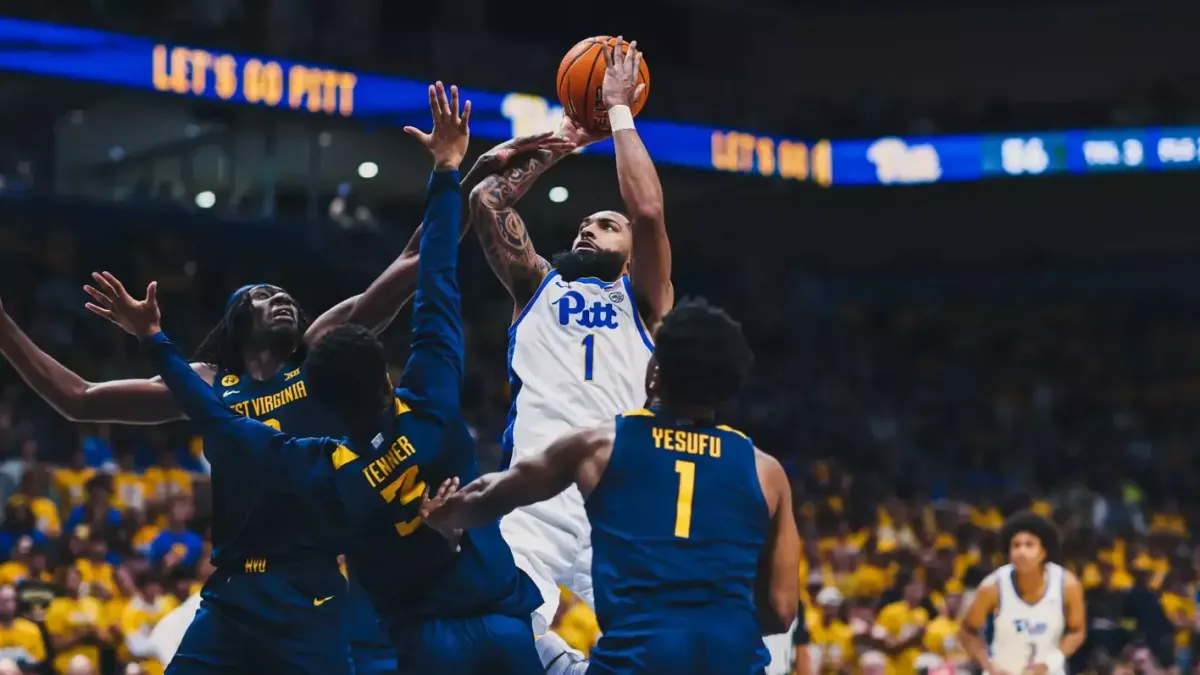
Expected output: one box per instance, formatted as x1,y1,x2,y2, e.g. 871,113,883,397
628,204,664,229
467,182,493,213
58,383,102,422
761,590,797,635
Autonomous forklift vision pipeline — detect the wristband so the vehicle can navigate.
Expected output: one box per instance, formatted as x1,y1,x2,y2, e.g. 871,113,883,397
1042,649,1066,673
608,105,635,132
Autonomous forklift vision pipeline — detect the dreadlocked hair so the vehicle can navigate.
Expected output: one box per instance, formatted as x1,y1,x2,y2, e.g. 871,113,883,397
1001,510,1062,564
654,297,754,407
192,290,310,373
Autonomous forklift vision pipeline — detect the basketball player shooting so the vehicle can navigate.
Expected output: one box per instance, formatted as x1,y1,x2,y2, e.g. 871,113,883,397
467,36,672,672
958,512,1087,675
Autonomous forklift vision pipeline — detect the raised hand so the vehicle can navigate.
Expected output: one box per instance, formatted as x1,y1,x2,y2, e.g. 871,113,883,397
601,37,646,110
83,272,161,338
404,81,472,171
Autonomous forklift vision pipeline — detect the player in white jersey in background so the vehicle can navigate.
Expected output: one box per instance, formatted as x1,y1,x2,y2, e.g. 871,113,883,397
467,39,671,674
960,511,1087,675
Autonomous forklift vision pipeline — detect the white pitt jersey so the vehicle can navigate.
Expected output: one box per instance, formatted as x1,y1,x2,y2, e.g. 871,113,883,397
989,563,1066,675
504,270,654,464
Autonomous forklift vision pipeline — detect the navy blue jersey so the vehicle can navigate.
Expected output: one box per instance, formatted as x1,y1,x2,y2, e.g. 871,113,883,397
212,363,389,651
209,363,345,567
587,408,770,631
331,398,540,627
151,170,538,658
327,169,539,631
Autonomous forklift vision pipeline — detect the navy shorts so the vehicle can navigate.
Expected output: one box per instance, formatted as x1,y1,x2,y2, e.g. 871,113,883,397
167,565,350,675
590,625,768,675
350,644,398,675
392,614,540,675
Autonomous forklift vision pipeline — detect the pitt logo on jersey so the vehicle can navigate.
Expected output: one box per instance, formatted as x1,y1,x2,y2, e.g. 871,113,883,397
555,290,619,329
1013,619,1048,635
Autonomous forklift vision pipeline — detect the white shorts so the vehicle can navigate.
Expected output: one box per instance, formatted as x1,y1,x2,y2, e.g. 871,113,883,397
500,484,593,635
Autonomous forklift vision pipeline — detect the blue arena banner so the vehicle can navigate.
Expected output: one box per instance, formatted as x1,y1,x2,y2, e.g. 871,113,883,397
1,17,1199,188
0,17,825,184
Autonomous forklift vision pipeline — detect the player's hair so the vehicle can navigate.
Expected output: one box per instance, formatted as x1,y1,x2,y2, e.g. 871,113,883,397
1001,510,1061,564
193,286,309,372
654,297,753,408
305,324,389,425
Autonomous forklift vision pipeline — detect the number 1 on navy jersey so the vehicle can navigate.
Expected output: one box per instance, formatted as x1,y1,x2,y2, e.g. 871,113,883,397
674,460,695,538
581,334,596,381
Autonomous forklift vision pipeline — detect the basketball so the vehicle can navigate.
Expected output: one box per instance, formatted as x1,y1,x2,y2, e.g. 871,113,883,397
556,36,651,133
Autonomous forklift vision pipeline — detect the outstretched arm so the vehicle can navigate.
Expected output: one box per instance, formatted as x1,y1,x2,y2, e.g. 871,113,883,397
304,134,567,342
393,82,470,418
423,427,604,532
467,119,594,313
0,309,196,424
602,39,673,327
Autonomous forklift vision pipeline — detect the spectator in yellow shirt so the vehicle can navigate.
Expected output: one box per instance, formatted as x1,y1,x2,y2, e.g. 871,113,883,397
54,449,96,509
808,586,856,673
142,449,192,504
922,583,967,668
75,536,118,599
0,585,46,670
120,572,178,675
111,453,147,512
872,575,930,675
552,586,599,657
45,566,108,675
7,468,60,537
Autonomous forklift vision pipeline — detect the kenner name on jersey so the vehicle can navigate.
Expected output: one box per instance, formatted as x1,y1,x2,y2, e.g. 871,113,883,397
505,272,655,464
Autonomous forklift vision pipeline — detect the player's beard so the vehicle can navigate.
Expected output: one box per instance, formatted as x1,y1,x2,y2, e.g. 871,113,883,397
552,249,627,283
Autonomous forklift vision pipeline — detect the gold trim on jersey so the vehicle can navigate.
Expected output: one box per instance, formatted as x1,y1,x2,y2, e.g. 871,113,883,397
716,424,748,439
332,444,360,470
622,408,656,417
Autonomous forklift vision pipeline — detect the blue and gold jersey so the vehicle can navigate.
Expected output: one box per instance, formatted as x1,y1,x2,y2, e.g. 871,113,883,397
587,408,770,632
330,394,541,632
207,362,344,567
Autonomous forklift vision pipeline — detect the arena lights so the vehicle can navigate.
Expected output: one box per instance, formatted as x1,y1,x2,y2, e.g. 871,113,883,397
0,17,1196,188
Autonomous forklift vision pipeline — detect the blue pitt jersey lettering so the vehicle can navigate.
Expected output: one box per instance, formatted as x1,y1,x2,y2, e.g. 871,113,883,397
554,288,620,329
586,409,770,632
330,395,540,631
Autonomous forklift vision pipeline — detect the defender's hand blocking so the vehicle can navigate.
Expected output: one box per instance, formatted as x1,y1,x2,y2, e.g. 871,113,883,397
601,37,646,110
84,272,161,338
473,132,577,176
404,81,471,171
420,477,463,550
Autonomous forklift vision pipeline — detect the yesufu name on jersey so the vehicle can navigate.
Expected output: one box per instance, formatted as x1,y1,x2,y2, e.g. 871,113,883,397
651,427,723,459
228,380,309,417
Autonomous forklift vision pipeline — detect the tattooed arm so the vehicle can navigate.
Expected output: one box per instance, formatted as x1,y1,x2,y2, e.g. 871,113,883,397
467,119,598,316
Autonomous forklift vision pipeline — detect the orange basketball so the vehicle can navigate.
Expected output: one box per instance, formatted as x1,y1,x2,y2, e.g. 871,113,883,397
556,36,650,133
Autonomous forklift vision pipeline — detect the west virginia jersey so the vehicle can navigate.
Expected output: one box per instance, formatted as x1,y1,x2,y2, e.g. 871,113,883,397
213,363,393,671
585,409,771,674
501,271,655,632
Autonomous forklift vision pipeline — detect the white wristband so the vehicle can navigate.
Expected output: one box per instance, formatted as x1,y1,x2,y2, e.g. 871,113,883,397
608,105,635,132
1042,649,1066,673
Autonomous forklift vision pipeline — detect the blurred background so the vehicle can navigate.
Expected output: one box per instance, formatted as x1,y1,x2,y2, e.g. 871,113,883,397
0,1,1199,674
